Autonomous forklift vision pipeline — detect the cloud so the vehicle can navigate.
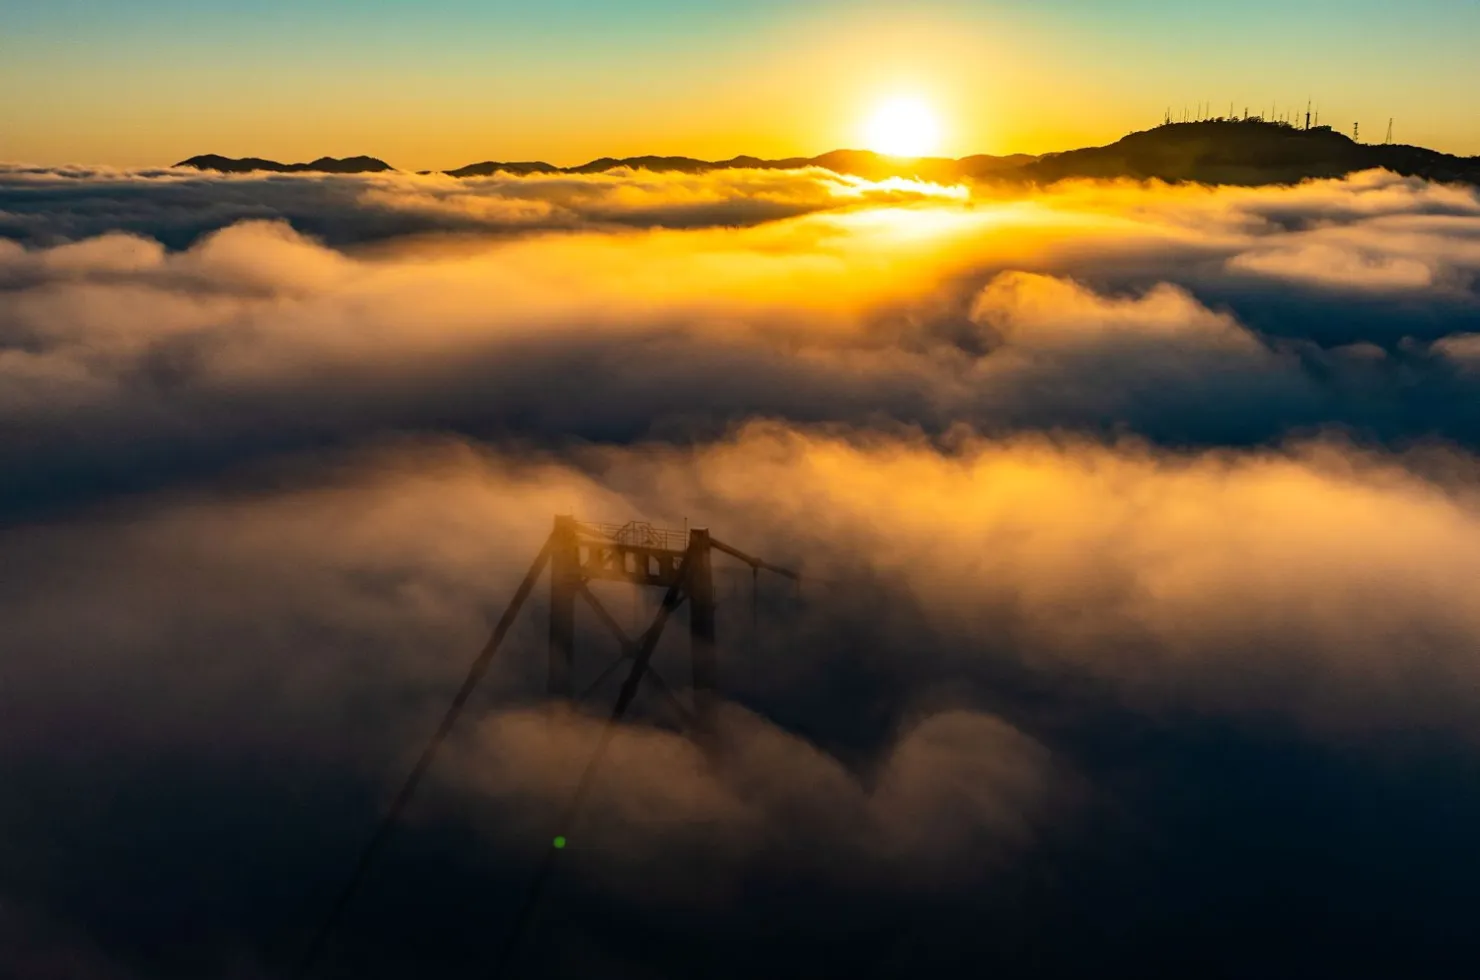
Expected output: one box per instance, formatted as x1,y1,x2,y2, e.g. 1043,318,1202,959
1229,240,1440,290
658,426,1480,735
7,425,1480,976
0,163,972,250
6,171,1480,521
8,164,1480,976
358,166,969,230
1225,213,1480,292
0,434,1073,976
450,704,1057,897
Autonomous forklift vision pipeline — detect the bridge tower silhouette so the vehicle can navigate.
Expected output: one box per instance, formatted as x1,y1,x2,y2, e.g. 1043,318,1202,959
296,515,798,978
543,515,797,737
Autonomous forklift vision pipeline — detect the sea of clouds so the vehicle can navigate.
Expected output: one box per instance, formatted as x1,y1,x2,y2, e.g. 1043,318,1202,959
4,163,1480,978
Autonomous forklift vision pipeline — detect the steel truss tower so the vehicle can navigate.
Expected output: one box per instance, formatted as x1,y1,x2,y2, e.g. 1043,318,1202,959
295,516,796,977
544,515,795,738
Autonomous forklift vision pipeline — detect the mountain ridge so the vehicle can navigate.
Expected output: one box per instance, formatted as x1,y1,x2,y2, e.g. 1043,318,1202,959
1021,120,1480,186
175,122,1480,187
177,149,1035,182
176,154,395,174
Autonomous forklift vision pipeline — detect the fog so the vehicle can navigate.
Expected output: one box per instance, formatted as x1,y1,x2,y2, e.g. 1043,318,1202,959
4,164,1480,977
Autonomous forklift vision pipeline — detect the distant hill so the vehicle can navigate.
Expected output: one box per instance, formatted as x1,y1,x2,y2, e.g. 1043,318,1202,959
1021,120,1480,187
173,124,1480,187
180,149,1026,181
445,160,560,178
175,154,393,174
443,149,1036,181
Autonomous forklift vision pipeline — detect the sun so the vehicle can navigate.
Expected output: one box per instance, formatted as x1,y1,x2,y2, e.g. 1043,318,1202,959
863,96,942,158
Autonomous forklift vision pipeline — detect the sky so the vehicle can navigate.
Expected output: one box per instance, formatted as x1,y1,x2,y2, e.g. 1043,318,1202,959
3,0,1480,169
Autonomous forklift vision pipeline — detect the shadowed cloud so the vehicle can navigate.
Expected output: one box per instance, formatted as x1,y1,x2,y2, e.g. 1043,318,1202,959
5,163,1480,978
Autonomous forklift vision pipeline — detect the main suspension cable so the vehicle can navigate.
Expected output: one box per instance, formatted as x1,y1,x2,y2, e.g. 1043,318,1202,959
293,534,556,978
488,544,695,978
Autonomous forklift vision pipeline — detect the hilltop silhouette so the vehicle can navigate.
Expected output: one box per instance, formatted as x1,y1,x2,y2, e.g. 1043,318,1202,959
175,154,394,174
179,149,1035,182
175,122,1480,186
446,148,1036,181
1022,119,1480,185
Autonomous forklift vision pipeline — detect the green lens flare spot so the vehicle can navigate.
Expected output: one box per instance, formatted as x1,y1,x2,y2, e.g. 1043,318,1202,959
552,836,567,849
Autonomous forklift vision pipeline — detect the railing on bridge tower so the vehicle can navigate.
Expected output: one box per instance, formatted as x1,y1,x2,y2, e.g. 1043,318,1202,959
569,518,690,587
545,515,793,737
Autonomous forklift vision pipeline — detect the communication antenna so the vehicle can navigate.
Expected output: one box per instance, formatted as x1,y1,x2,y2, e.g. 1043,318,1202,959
1354,121,1360,141
1305,99,1311,131
1385,118,1394,144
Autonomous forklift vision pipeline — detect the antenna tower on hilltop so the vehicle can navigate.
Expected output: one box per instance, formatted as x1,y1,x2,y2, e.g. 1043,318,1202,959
1385,118,1394,144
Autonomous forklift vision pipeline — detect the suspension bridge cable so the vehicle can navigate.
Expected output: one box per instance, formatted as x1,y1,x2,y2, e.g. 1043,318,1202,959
488,544,696,978
293,534,556,978
751,565,758,660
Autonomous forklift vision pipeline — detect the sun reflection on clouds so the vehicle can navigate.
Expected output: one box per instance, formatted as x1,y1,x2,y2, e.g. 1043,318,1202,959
822,202,983,245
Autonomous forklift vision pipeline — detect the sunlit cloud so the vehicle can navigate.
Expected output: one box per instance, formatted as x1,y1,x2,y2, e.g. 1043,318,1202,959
7,161,1480,978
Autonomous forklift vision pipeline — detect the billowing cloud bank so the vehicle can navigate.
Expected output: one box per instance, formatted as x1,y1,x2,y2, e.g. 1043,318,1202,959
5,165,1480,978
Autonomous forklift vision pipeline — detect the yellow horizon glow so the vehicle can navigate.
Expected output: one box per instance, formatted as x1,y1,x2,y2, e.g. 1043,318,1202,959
863,97,944,158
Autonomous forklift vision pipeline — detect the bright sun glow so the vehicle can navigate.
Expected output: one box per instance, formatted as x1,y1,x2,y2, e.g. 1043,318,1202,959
863,97,943,158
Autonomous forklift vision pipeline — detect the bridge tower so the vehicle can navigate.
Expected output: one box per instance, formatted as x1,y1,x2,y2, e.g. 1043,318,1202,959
543,515,794,736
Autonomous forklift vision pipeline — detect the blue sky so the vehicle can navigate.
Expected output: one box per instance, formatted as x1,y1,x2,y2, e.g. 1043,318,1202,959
3,0,1477,167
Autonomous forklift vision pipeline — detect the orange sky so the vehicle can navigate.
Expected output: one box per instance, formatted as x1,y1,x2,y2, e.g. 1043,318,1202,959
4,1,1478,168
